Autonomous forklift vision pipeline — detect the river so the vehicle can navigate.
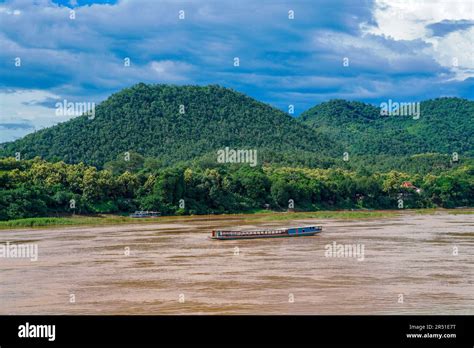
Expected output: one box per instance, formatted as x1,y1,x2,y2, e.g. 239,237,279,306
0,211,472,314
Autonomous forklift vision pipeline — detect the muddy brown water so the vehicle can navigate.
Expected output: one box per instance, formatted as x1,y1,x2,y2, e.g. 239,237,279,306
0,212,472,314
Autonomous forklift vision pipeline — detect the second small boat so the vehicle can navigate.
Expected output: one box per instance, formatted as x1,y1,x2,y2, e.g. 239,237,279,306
210,226,322,240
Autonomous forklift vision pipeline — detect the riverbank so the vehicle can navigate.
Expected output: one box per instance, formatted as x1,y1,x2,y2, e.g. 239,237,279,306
1,208,472,230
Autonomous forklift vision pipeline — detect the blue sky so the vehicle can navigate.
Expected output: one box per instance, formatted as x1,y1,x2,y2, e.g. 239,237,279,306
0,0,473,142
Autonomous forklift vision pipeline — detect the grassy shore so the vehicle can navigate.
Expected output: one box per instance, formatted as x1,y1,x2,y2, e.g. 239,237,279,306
2,209,469,230
0,216,132,229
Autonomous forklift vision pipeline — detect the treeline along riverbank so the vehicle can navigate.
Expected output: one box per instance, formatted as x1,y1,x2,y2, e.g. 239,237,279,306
1,157,472,221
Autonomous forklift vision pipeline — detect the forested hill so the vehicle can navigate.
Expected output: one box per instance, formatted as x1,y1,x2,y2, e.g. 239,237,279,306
0,83,338,168
299,98,474,157
1,85,472,169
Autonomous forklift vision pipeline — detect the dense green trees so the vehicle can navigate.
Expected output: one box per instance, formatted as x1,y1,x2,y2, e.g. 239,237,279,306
0,84,338,168
299,97,474,157
1,85,471,175
0,85,472,220
0,157,472,221
0,84,472,176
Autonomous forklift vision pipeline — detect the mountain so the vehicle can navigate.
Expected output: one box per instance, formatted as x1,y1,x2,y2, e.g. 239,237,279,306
299,98,474,157
2,86,472,170
0,84,339,168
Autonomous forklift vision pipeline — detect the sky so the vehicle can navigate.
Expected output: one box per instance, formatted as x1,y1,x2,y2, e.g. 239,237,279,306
0,0,473,142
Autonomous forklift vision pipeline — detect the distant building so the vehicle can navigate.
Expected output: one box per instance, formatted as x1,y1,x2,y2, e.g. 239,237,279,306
401,181,421,194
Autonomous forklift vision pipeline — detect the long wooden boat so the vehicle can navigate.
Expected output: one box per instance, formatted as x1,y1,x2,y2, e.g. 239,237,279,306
210,226,322,240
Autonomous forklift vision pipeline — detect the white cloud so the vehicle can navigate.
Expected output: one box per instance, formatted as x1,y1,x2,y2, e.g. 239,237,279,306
0,6,21,15
362,0,474,80
426,26,474,80
150,60,194,82
0,0,471,142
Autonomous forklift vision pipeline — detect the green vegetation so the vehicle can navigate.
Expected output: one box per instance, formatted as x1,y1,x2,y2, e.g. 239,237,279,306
0,84,472,223
299,98,474,158
0,157,472,222
0,84,338,168
446,210,474,215
0,216,129,229
1,85,472,175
